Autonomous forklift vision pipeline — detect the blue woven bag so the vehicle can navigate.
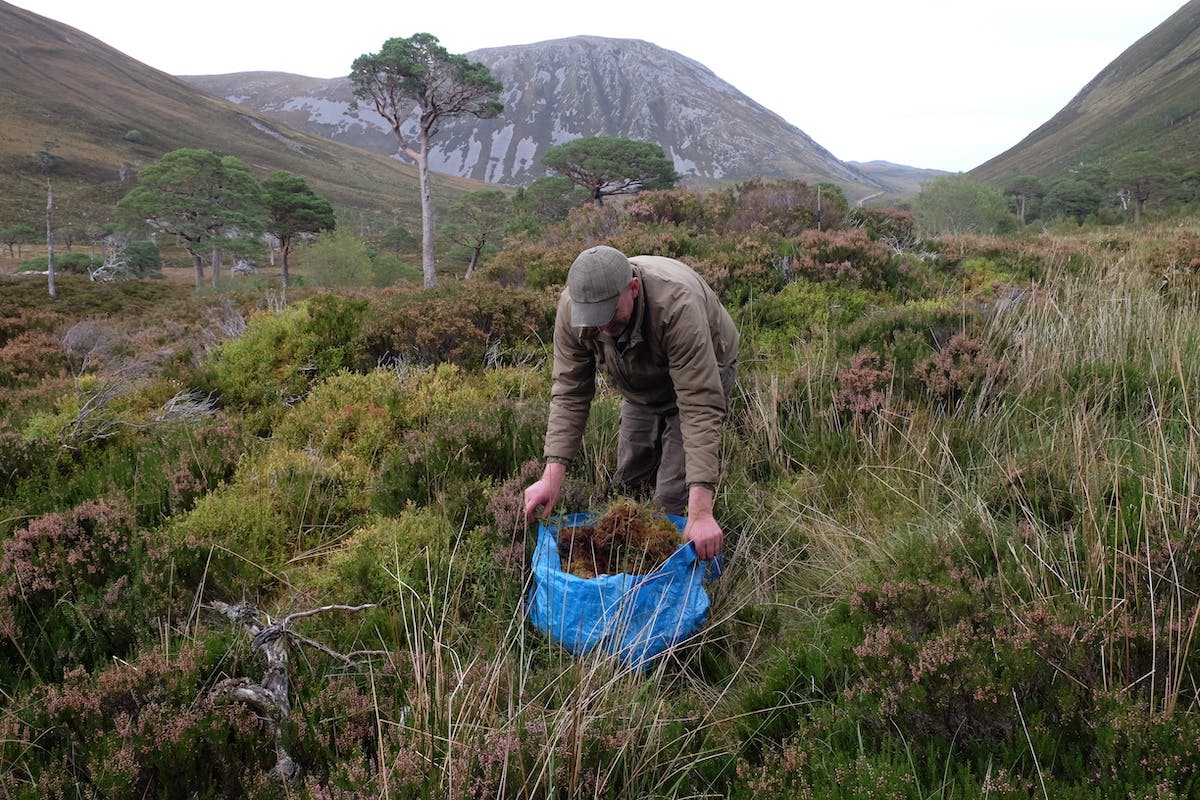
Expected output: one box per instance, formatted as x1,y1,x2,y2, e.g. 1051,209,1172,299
527,511,712,667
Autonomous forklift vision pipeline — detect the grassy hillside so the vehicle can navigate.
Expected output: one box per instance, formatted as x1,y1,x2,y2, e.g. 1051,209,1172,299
972,0,1200,182
2,181,1199,797
0,1,485,232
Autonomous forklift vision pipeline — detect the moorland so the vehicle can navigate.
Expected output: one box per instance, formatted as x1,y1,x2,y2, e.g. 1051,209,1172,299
2,177,1200,799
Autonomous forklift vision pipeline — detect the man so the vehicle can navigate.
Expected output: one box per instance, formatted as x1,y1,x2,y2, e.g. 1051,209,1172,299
523,245,739,560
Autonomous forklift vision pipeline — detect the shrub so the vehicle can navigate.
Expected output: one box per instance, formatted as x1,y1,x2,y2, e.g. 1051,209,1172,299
845,206,917,249
198,304,310,416
273,369,404,465
6,406,242,525
935,233,1060,281
373,366,548,524
180,446,372,565
316,510,456,602
833,352,894,417
10,641,274,799
166,444,373,599
836,299,980,359
18,252,104,274
197,296,368,430
692,234,788,301
625,187,710,228
708,178,835,237
607,224,704,262
300,229,376,287
303,292,369,376
740,278,877,362
370,251,423,287
913,175,1016,236
361,283,555,370
555,202,622,245
166,477,291,597
1143,229,1200,271
914,332,1009,407
0,275,187,327
844,529,1102,749
0,424,53,501
0,498,176,681
258,447,372,547
789,227,898,289
475,234,579,289
0,330,68,388
0,306,65,349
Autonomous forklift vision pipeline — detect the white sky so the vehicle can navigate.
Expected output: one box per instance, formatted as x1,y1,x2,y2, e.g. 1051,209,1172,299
10,0,1189,172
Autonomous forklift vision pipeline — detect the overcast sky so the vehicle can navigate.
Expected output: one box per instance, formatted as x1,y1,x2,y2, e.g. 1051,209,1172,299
11,0,1189,172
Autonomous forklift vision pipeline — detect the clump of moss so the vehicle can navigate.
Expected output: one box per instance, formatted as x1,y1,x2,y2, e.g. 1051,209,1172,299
557,499,683,578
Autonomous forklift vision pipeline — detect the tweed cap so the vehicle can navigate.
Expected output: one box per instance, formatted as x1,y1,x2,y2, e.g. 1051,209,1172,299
566,246,633,327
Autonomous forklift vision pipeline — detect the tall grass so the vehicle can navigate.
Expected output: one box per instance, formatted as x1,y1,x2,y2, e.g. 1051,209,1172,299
316,502,808,799
820,229,1200,719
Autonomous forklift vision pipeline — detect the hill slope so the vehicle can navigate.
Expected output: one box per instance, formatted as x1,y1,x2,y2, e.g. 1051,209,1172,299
183,37,894,203
0,1,482,229
971,0,1200,182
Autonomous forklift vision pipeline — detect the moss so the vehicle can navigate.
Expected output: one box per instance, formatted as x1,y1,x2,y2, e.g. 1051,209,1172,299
556,499,684,577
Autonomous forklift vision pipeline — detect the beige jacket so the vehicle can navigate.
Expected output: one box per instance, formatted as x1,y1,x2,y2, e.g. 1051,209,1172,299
543,255,739,488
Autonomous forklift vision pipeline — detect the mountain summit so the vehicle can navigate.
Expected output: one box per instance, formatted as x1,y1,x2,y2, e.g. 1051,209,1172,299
183,36,889,201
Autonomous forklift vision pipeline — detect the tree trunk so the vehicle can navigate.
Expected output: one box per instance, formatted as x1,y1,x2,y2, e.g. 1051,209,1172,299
280,237,291,307
417,133,436,288
45,179,56,299
466,246,481,280
186,246,205,290
211,247,222,289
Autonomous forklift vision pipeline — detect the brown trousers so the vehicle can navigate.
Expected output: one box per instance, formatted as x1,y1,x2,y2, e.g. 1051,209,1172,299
613,362,737,515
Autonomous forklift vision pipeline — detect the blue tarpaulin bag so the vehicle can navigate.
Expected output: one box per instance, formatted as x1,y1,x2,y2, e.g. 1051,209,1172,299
527,511,713,667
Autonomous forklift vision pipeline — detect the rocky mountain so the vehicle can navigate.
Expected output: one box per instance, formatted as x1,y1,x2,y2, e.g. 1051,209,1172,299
182,37,895,203
972,0,1200,182
0,1,482,226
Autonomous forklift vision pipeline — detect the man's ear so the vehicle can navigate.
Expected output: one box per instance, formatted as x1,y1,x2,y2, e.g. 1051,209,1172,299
629,276,640,299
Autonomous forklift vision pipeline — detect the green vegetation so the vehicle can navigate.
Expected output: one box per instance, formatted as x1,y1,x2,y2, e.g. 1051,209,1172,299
542,135,679,207
262,171,337,301
115,149,267,290
912,174,1014,235
437,189,511,278
350,33,504,288
2,174,1200,799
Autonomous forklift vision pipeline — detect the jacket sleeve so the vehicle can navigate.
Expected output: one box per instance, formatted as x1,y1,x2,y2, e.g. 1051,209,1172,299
661,289,727,489
543,291,597,465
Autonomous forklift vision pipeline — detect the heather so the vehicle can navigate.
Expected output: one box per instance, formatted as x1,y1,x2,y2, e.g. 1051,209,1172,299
1,185,1199,798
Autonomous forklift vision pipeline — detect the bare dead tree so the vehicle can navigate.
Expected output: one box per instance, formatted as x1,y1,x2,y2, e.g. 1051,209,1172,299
200,297,248,358
206,601,388,785
34,141,59,298
89,249,136,283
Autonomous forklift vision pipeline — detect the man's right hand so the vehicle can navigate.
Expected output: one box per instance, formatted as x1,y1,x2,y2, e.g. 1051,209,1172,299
524,461,567,521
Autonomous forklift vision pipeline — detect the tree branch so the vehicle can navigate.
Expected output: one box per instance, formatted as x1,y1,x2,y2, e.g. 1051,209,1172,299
206,600,384,784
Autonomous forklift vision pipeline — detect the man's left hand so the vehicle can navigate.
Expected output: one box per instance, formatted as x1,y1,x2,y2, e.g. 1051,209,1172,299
684,514,723,561
684,485,723,560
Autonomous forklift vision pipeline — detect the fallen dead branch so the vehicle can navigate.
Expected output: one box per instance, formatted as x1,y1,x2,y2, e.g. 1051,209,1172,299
206,600,389,784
